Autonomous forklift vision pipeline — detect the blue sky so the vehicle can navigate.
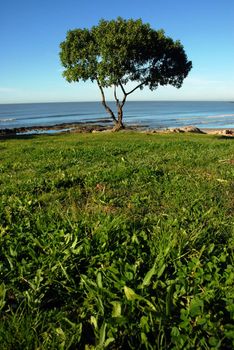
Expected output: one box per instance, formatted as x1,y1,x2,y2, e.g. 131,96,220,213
1,0,234,103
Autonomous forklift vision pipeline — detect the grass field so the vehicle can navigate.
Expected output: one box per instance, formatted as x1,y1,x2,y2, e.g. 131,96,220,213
0,132,233,349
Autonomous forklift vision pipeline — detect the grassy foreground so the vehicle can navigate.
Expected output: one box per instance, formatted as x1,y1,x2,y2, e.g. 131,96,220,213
0,132,233,349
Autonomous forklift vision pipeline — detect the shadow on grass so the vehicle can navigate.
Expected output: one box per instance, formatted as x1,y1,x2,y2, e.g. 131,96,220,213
0,132,66,141
0,134,36,141
215,135,234,141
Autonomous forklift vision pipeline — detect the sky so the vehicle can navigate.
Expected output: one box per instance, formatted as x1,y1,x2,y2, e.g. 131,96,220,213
1,0,234,103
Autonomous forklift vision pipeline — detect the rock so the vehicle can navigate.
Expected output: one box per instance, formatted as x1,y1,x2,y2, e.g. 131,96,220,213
91,128,112,133
180,126,205,134
142,129,158,134
100,129,113,133
169,128,185,133
220,129,233,135
0,129,16,137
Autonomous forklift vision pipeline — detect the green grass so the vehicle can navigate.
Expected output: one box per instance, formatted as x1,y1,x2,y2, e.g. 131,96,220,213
0,132,233,349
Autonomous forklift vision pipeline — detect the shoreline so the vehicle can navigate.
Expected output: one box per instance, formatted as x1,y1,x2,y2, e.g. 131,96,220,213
0,121,234,137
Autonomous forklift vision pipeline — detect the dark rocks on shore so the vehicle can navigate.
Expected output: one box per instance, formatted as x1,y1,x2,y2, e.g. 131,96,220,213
0,122,113,137
0,129,17,136
168,127,185,133
218,129,233,135
181,126,205,133
169,126,205,134
1,122,233,137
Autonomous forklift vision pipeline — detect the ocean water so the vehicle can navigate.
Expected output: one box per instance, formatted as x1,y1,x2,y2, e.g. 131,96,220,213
0,101,234,130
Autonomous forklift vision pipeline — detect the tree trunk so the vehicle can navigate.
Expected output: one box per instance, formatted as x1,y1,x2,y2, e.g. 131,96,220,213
113,105,125,131
112,84,126,131
97,80,118,125
102,101,118,125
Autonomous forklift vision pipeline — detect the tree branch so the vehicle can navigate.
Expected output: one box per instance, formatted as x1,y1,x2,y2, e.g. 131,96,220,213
97,79,117,123
117,81,127,108
120,93,127,109
118,80,127,96
126,81,146,96
114,85,120,108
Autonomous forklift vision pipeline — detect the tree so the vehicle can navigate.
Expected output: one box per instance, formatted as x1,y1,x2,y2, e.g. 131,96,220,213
60,17,192,130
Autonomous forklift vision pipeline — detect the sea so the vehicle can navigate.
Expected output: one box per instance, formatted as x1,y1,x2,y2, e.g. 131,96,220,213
0,101,234,131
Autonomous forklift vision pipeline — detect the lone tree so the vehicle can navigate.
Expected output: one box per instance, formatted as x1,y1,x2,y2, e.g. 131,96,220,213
60,17,192,130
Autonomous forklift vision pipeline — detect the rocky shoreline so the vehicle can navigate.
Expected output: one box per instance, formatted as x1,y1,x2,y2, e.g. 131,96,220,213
145,126,234,136
0,121,112,137
0,122,233,137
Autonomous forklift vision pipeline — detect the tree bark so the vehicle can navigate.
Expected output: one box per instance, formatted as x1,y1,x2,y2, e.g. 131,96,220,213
112,106,124,131
97,80,118,124
113,84,126,130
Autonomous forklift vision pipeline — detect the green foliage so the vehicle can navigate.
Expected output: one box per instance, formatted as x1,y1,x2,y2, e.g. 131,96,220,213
0,132,233,349
60,17,192,88
60,18,192,127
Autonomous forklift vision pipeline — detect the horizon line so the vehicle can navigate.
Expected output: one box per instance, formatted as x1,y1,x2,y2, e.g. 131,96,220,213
0,99,233,105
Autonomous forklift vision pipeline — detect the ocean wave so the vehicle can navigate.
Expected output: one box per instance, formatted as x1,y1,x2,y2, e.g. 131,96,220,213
178,113,234,121
10,112,101,121
206,114,234,118
0,118,16,122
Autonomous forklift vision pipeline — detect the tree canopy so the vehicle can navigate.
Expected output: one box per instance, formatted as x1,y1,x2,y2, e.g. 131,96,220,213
60,17,192,129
